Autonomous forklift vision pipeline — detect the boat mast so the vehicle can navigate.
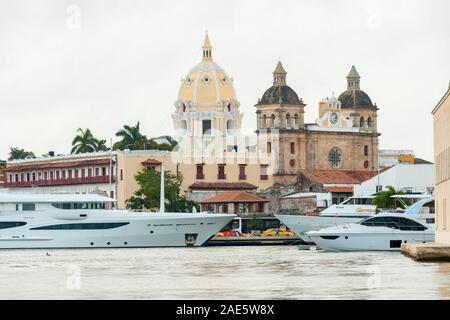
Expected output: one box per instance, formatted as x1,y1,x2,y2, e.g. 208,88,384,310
159,164,165,213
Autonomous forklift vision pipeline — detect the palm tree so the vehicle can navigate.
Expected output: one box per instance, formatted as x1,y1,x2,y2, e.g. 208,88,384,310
113,122,148,151
71,128,101,154
372,186,411,210
96,139,109,152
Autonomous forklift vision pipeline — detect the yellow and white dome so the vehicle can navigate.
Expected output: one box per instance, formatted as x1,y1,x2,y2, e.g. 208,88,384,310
173,33,242,137
177,33,238,111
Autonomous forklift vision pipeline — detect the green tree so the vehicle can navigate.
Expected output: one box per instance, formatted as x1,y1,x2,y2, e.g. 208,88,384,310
113,122,147,151
8,147,36,161
0,160,6,169
71,128,107,154
372,186,411,210
126,168,197,212
250,215,262,231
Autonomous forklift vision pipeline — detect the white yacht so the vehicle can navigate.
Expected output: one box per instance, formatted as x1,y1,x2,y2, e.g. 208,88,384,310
276,194,432,242
0,167,235,249
307,198,435,251
276,196,376,242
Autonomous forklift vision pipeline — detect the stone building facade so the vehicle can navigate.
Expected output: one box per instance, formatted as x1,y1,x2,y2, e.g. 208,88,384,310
255,62,380,186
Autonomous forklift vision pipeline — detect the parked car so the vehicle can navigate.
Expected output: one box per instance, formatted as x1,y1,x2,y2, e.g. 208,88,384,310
216,230,242,237
261,228,295,237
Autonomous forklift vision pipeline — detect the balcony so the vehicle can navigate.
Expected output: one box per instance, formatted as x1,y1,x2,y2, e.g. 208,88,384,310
3,175,115,188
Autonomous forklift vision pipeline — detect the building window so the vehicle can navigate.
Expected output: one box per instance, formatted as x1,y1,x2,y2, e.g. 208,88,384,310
364,160,369,169
285,113,291,128
50,171,54,180
360,117,365,127
55,171,60,180
95,167,99,177
202,120,211,135
62,171,66,179
239,165,246,180
289,159,296,167
196,165,205,180
364,145,369,156
260,165,268,180
290,142,295,154
367,117,372,128
74,169,78,178
120,169,123,181
88,168,92,177
267,142,271,154
328,147,342,169
218,165,226,180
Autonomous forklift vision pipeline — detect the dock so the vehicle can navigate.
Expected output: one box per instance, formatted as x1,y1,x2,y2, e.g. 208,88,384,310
205,235,309,246
401,242,450,261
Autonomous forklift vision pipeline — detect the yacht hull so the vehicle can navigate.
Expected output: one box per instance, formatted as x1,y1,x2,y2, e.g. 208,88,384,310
308,230,435,252
0,212,234,249
276,214,367,243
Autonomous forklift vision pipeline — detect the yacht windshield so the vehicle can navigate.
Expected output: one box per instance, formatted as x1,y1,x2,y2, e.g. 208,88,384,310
359,216,427,231
341,198,373,205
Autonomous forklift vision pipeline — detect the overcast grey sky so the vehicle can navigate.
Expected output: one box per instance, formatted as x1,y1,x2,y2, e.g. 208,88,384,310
0,0,449,161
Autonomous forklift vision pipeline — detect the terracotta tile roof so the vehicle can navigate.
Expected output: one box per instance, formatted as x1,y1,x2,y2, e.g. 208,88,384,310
299,170,379,185
189,182,257,190
142,159,162,165
324,187,354,193
200,192,269,204
4,159,113,172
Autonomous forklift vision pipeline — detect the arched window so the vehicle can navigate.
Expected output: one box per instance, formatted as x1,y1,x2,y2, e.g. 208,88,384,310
262,114,268,128
367,117,372,128
182,104,186,112
270,114,275,128
294,114,299,127
285,113,291,128
227,103,231,112
360,117,365,128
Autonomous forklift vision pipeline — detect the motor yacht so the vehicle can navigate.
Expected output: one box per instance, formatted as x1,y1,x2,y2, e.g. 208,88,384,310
0,166,235,249
306,198,435,251
276,196,376,242
276,194,432,243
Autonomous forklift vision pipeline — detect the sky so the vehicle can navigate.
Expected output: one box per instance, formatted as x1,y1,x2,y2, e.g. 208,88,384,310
0,0,449,161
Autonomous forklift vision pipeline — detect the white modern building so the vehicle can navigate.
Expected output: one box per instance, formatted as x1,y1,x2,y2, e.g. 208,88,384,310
378,149,415,168
353,163,435,196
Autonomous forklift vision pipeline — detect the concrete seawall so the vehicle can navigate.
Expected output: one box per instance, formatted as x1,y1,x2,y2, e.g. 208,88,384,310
401,242,450,261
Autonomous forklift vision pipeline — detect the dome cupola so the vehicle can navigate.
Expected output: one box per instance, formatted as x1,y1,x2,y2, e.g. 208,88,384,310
338,66,376,109
257,61,303,106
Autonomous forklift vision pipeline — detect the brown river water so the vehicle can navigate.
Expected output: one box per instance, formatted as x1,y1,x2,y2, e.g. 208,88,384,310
1,246,450,299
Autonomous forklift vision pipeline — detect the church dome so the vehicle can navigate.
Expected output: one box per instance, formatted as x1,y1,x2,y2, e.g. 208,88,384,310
259,85,301,105
338,66,376,109
177,33,237,110
338,89,373,108
257,61,303,105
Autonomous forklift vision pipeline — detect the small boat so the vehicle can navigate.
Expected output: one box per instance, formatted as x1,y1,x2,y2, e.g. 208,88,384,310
306,198,435,251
